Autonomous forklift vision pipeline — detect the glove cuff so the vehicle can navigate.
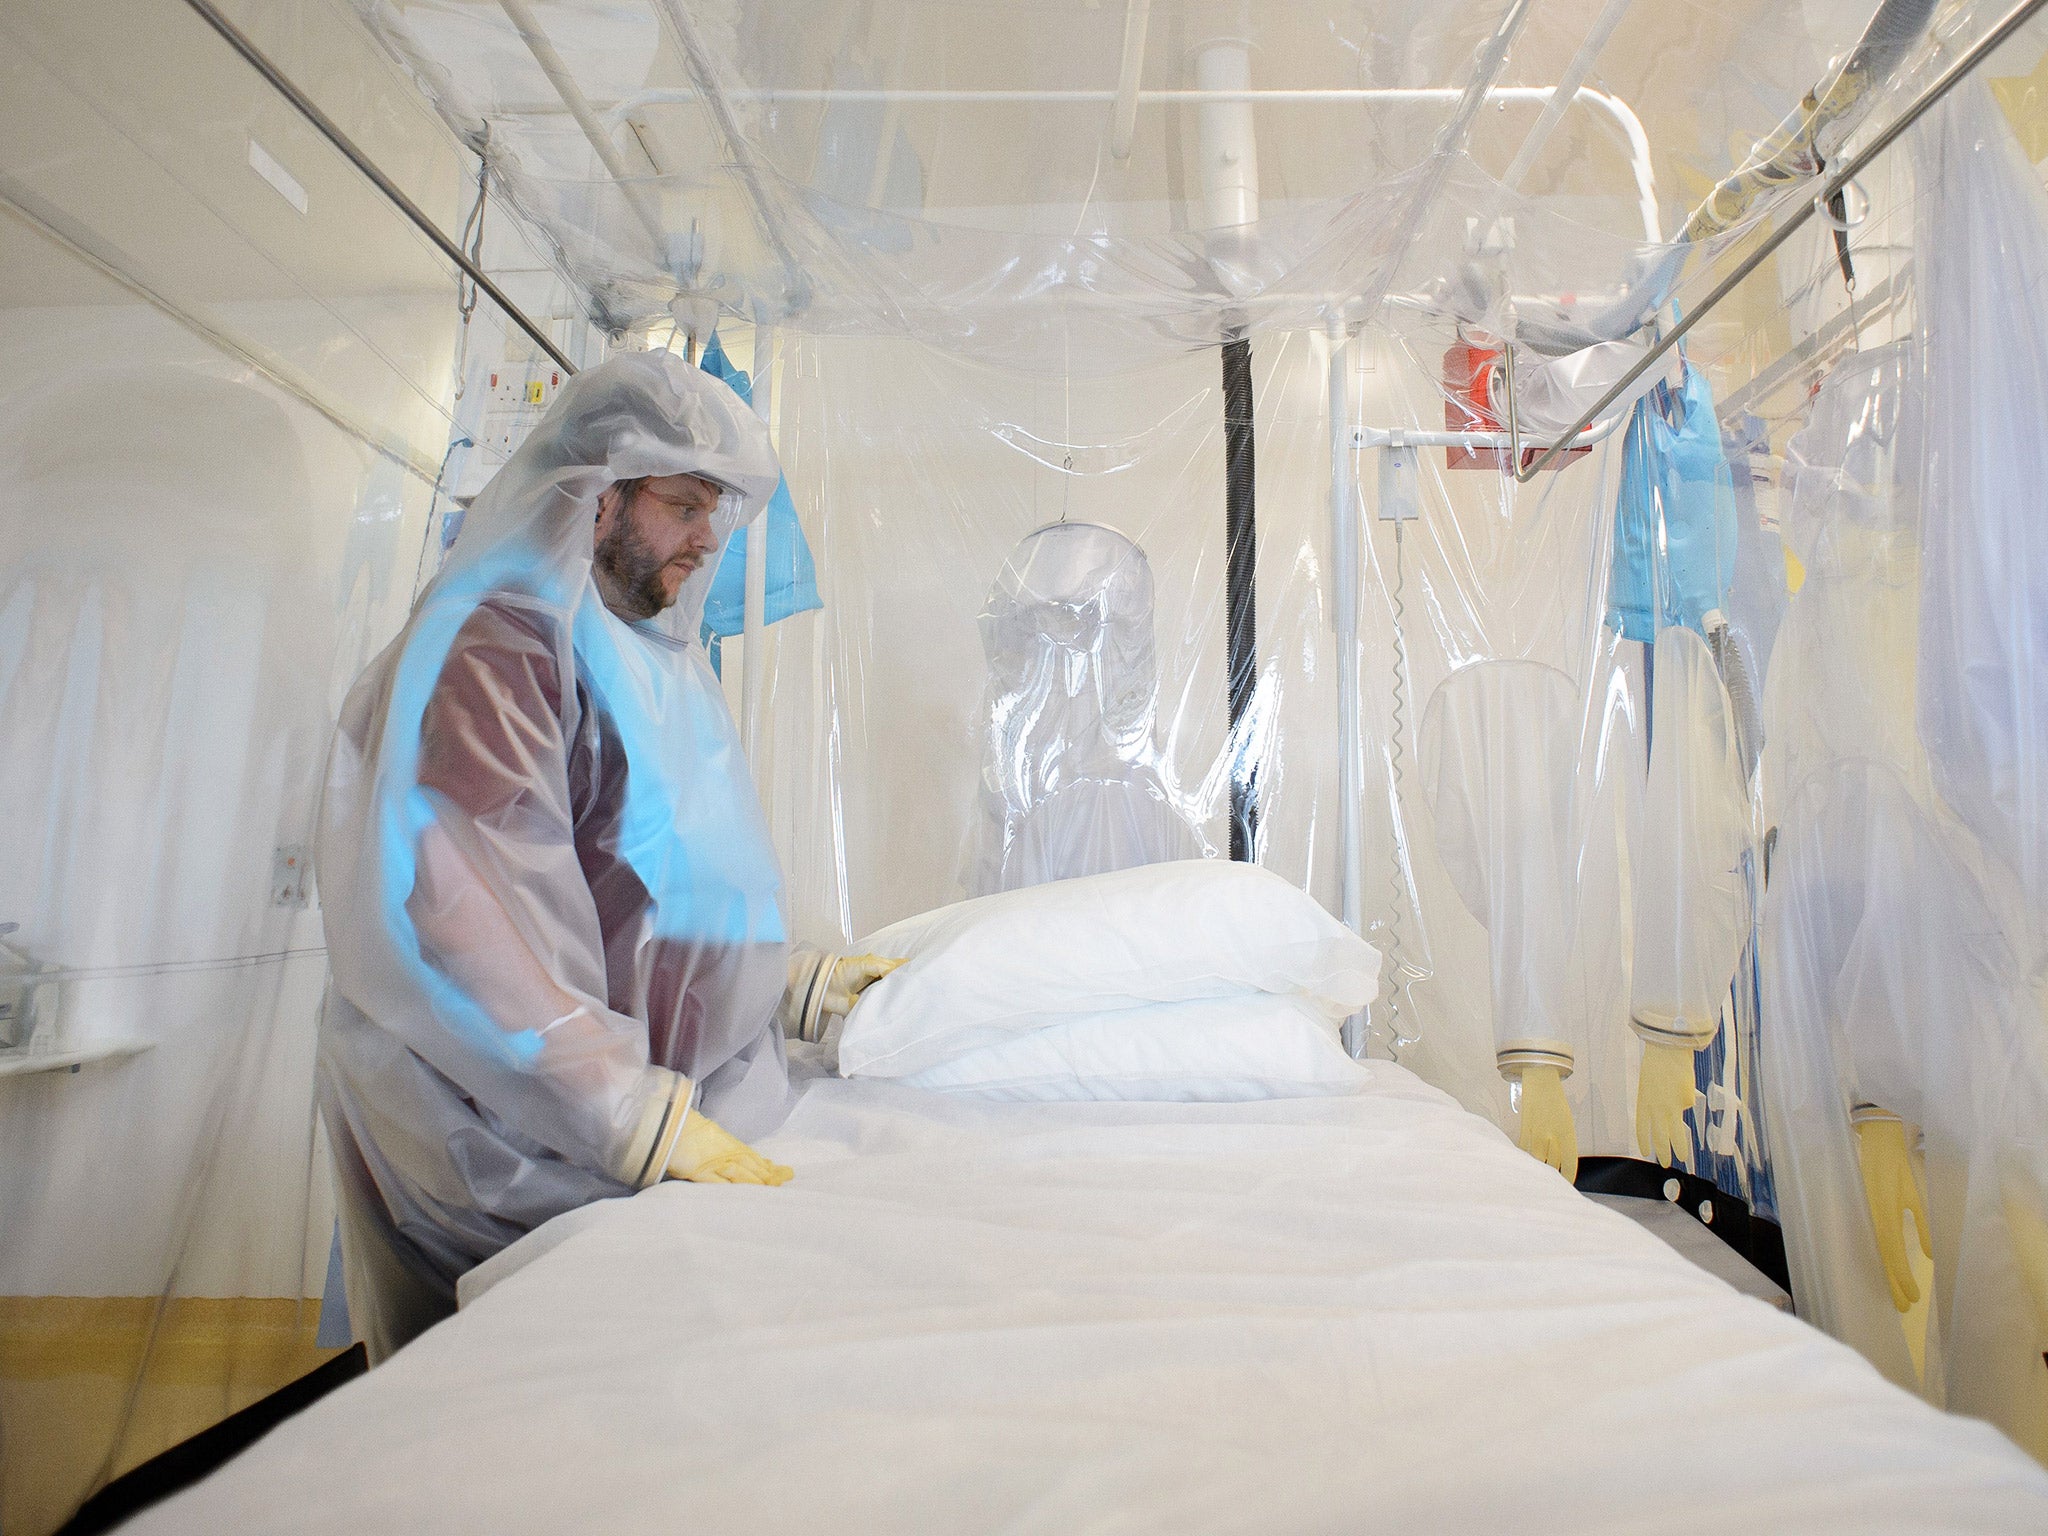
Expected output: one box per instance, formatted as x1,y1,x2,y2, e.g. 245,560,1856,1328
780,948,843,1044
1497,1041,1574,1081
1630,1011,1720,1049
619,1068,696,1188
1849,1101,1901,1129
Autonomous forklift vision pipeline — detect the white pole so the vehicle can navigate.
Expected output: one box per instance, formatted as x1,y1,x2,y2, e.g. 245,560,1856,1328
1329,325,1362,931
1329,321,1365,1055
1110,0,1152,161
742,324,773,767
1192,41,1259,230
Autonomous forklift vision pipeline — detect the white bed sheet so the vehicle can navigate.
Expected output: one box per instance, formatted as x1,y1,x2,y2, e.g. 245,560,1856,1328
138,1058,2048,1533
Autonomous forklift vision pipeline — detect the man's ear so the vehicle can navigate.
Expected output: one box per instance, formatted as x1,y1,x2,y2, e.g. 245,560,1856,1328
593,482,621,534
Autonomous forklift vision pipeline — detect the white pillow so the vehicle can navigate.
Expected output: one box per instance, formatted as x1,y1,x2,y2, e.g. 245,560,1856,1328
839,860,1379,1078
894,993,1370,1103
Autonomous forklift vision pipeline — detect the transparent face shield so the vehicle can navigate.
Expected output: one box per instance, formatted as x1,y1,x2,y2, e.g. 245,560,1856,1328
650,480,752,644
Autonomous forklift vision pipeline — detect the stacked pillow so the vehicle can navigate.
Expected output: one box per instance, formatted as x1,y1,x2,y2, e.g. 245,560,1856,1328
835,860,1379,1102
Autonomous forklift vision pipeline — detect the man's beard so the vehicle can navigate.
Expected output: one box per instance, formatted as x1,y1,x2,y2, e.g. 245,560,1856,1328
594,514,684,621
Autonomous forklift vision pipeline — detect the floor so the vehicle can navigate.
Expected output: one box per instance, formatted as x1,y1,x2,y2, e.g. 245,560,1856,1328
0,1296,340,1536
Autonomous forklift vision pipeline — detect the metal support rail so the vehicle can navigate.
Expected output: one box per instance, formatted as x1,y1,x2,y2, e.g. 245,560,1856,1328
1506,0,2048,482
179,0,577,374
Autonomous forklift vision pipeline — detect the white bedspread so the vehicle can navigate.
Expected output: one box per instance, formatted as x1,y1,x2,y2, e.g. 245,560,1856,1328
138,1060,2048,1532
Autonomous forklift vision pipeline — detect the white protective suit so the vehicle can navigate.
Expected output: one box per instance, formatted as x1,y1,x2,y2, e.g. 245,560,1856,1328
1631,627,1752,1050
1916,82,2048,948
1761,759,2048,1460
1753,81,2048,1464
316,352,807,1358
1419,660,1586,1087
1763,335,1926,817
966,522,1202,895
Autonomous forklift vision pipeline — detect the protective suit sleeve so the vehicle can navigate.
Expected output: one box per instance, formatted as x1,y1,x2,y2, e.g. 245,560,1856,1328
1416,661,1585,1088
407,601,683,1183
620,1065,697,1187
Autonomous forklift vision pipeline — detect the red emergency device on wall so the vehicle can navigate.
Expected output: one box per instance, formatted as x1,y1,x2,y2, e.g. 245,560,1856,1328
1443,338,1589,472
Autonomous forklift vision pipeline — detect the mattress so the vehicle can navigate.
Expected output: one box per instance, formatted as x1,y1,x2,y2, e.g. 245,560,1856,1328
134,1056,2048,1532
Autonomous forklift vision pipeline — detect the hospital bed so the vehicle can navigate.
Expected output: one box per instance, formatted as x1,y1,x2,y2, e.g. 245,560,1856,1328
129,1047,2048,1532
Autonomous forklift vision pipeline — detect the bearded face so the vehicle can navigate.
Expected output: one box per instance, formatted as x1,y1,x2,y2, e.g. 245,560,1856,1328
593,473,723,621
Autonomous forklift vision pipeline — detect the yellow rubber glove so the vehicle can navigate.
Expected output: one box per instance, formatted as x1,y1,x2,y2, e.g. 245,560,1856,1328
1516,1064,1579,1183
1853,1113,1930,1312
666,1109,793,1186
1636,1041,1701,1170
824,953,906,1016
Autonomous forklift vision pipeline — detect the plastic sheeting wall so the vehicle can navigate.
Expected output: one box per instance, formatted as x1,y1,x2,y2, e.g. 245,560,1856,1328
1749,77,2048,1463
0,1,512,1529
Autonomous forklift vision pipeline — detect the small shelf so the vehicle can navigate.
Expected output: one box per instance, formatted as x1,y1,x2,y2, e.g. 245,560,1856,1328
0,1037,154,1078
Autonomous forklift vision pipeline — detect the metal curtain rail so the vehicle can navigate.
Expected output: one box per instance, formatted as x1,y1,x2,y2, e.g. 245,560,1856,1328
179,0,578,374
1508,0,2048,481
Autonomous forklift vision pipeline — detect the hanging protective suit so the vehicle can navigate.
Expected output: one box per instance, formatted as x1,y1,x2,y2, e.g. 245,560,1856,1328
966,522,1202,895
1764,337,1927,816
1630,627,1755,1171
1761,758,2048,1459
1419,660,1588,1179
1750,79,2048,1460
1915,81,2048,947
1632,627,1751,1049
316,352,810,1359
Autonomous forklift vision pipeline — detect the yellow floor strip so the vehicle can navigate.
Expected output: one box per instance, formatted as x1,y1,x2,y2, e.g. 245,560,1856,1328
0,1296,341,1536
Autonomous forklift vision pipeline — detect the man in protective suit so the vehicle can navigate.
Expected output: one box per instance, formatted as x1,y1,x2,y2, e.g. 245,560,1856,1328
316,352,893,1359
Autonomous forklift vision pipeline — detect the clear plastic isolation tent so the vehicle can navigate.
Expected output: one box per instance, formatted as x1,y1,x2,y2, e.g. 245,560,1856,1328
6,0,2048,1527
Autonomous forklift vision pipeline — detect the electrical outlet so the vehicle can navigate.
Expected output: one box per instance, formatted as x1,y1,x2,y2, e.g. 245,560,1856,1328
272,846,313,909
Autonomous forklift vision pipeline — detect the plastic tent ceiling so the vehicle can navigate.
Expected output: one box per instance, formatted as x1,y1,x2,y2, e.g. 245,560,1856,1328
350,0,1957,368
